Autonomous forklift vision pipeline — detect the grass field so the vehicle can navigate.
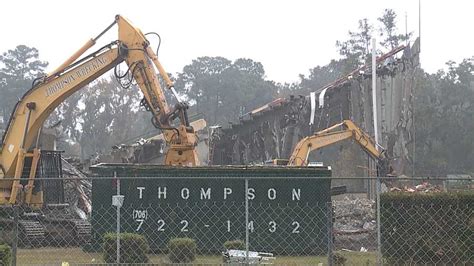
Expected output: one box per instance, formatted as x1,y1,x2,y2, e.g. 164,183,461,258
18,248,376,265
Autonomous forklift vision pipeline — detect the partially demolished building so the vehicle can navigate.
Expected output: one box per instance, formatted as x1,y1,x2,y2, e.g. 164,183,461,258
210,39,420,191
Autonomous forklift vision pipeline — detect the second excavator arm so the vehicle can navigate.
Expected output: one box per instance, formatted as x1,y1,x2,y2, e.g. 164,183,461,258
287,120,390,175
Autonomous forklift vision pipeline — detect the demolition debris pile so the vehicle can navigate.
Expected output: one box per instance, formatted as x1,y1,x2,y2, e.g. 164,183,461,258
62,158,92,218
332,182,443,237
331,181,447,252
333,196,376,251
388,181,443,193
334,197,375,232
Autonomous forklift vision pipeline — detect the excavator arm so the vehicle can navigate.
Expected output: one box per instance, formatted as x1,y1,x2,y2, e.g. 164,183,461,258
287,120,389,175
0,15,198,207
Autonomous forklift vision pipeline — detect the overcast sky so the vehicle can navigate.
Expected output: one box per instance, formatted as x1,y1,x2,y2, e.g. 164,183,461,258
1,0,472,83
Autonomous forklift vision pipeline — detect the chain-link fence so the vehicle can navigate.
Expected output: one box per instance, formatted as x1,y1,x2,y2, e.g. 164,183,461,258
0,176,472,265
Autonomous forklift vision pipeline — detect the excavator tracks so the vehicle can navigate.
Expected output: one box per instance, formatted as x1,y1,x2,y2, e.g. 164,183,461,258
0,207,91,247
72,219,92,243
0,218,45,247
40,217,92,246
18,220,46,247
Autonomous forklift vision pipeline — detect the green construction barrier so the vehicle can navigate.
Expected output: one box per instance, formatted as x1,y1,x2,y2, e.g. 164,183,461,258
89,164,332,255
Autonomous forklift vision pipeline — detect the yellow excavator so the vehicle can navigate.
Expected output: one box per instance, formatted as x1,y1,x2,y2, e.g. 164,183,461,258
271,120,391,176
0,15,199,246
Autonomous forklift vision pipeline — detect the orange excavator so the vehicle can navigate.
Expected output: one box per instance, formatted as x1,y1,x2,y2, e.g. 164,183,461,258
0,15,199,246
270,120,391,176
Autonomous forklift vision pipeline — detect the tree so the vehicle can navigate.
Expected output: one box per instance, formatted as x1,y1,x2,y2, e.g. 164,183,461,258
0,45,48,120
50,73,158,159
175,57,277,125
377,9,411,50
219,58,276,122
335,9,413,67
414,57,474,176
175,56,232,123
299,59,349,94
274,81,300,98
336,18,373,65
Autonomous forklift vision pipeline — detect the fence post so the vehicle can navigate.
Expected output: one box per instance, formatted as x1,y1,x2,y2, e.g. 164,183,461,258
12,205,18,266
115,172,121,264
327,201,333,266
376,177,382,265
245,178,249,264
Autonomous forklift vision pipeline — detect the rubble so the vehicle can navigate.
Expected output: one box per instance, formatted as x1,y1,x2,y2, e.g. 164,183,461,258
332,181,443,236
333,196,375,232
62,158,92,219
97,118,209,164
98,138,165,164
333,196,377,251
330,179,447,251
388,181,443,193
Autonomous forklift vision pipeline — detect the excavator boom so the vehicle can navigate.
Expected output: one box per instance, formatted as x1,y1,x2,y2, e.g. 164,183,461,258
0,15,199,207
1,48,123,177
287,120,389,175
